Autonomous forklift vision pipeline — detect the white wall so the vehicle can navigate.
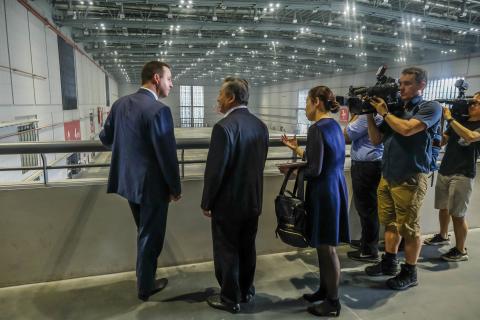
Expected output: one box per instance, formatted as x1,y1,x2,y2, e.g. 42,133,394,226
252,55,480,133
0,0,118,183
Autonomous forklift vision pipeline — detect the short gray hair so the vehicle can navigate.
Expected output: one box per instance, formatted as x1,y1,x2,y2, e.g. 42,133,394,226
223,77,249,106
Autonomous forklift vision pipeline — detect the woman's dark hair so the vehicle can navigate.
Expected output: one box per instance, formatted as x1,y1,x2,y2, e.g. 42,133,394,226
308,85,338,112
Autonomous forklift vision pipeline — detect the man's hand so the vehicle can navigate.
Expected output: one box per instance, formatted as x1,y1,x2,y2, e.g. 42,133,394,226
169,194,182,202
369,97,388,115
202,209,212,218
443,107,452,121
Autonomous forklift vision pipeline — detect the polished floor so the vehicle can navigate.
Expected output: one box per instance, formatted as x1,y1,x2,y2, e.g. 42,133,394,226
1,229,479,320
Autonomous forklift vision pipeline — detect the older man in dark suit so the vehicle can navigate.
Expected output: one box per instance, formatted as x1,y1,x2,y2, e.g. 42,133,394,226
201,77,269,313
100,61,181,301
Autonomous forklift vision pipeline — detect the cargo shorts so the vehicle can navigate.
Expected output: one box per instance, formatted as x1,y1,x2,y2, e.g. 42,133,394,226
434,173,474,217
377,173,428,239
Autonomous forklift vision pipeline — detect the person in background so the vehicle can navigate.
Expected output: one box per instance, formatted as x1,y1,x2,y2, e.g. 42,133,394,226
281,85,349,317
424,92,480,261
344,113,384,263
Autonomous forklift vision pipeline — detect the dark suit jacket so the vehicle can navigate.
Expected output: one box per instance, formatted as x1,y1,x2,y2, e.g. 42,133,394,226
100,89,181,205
201,108,269,220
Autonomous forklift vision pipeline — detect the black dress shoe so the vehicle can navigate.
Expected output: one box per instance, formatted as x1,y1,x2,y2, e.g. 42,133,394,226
138,278,168,302
207,294,240,314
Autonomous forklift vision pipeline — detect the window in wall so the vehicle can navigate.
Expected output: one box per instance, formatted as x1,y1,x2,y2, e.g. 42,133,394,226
17,122,39,174
57,36,78,110
296,89,310,134
180,85,205,127
180,86,192,127
424,77,461,101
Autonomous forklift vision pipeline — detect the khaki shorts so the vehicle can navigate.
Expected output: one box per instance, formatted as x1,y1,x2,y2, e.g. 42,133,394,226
377,173,428,239
434,173,474,217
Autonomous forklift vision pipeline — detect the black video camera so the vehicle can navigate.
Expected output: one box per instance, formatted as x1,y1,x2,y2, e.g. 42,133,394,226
347,65,401,115
435,79,474,121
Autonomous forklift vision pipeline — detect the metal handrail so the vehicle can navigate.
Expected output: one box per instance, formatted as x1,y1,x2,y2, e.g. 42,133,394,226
0,136,308,184
0,136,308,155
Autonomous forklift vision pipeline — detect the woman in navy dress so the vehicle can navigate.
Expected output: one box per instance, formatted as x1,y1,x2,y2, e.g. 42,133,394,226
281,86,349,317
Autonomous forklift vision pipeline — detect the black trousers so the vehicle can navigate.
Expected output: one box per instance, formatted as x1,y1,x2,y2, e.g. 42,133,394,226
129,201,169,296
351,161,382,254
211,215,258,304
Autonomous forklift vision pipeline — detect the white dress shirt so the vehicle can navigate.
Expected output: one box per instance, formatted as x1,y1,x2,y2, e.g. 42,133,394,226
224,105,248,117
140,87,158,100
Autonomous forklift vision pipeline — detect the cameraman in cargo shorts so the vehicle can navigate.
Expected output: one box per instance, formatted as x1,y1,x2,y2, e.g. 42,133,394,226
365,67,442,290
424,92,480,261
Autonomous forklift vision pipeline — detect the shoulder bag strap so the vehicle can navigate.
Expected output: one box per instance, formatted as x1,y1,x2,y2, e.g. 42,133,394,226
295,168,305,201
279,167,294,195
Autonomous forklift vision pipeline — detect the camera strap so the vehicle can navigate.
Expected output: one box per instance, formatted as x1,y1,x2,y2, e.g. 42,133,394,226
415,100,443,186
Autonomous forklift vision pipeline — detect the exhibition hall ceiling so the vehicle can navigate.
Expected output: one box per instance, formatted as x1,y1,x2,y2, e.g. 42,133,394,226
52,0,480,85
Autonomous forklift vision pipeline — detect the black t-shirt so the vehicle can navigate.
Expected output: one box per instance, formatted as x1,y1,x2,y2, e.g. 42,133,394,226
439,120,480,178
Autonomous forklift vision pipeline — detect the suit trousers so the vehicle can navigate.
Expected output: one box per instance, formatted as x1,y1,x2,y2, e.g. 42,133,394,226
129,201,169,296
211,215,259,304
351,161,382,255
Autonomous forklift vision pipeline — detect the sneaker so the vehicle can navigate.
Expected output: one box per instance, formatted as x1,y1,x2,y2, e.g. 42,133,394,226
441,247,468,262
365,254,400,276
386,264,418,290
349,239,362,250
347,250,380,263
424,233,450,246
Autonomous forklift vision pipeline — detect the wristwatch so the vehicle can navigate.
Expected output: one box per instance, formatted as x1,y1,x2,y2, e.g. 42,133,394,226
446,118,454,124
382,112,390,118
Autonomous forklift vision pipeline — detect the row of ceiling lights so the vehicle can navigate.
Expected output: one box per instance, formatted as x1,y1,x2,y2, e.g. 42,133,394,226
92,1,476,84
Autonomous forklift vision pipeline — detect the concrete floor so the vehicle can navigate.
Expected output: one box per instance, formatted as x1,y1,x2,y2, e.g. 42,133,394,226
1,230,479,320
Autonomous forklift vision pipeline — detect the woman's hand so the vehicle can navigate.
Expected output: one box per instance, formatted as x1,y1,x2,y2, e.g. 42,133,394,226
281,134,298,151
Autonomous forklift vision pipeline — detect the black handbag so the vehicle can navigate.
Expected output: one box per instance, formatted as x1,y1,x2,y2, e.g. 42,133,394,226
275,166,308,248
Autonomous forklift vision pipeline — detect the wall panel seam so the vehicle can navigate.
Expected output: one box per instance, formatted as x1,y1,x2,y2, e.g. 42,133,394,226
27,10,36,105
3,0,14,105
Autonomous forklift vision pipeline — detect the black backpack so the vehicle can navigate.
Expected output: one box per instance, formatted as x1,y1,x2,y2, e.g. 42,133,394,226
274,167,309,248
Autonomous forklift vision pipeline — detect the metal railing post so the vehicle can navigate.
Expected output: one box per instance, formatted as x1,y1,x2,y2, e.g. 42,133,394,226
181,149,185,179
40,153,48,185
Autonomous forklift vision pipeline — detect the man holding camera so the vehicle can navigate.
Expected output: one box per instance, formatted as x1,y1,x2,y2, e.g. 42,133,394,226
424,92,480,261
365,67,442,290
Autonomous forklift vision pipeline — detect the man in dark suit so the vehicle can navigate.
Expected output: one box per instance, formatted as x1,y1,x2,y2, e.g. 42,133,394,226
100,61,181,301
201,77,269,313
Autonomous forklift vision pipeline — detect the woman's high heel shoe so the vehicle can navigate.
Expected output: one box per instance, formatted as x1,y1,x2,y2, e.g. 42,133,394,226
302,289,326,303
307,298,341,317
